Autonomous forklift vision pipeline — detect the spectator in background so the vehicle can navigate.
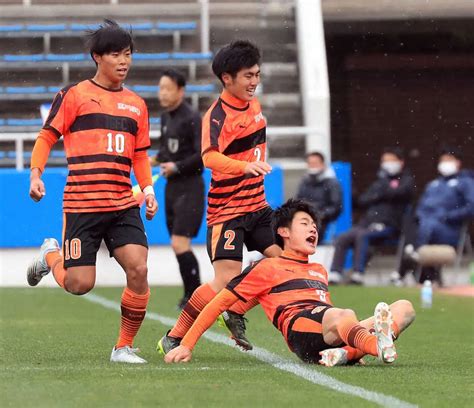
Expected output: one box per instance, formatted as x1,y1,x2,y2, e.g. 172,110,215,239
296,151,342,240
329,147,414,285
393,147,474,285
152,69,205,309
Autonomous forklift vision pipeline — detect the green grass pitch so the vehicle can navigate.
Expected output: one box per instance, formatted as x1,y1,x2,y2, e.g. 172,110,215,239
1,286,473,407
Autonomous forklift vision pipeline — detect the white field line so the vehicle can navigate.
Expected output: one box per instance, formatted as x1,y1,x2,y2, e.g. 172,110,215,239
85,293,418,408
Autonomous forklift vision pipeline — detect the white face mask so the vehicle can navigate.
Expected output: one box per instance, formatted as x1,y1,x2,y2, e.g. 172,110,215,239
438,161,458,177
381,161,402,176
308,168,323,175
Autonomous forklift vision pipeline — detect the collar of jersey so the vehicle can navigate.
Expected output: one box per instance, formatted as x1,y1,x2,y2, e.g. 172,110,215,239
89,79,123,92
219,90,250,111
280,250,308,264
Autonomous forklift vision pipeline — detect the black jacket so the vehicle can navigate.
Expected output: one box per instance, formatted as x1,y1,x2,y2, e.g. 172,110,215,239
157,101,203,180
357,168,414,229
296,169,343,224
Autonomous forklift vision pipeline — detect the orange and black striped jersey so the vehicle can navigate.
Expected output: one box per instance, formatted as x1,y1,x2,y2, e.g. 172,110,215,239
226,250,333,341
43,79,150,213
201,90,268,225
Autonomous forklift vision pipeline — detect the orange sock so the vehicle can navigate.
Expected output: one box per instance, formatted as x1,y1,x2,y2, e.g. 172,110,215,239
228,297,259,315
45,251,66,289
337,318,378,357
343,345,366,361
116,287,150,348
169,283,216,338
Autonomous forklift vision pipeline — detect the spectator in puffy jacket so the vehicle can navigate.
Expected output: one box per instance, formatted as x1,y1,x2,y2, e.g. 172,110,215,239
393,147,474,285
296,152,342,240
329,147,414,285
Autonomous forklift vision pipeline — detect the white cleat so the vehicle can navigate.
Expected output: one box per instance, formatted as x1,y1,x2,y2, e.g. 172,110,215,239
26,238,60,286
374,302,397,363
110,346,147,364
319,348,348,367
328,271,343,285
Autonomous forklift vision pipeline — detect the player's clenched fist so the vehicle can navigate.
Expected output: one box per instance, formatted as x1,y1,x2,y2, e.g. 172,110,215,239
29,170,46,202
164,345,192,363
244,161,272,176
145,194,158,220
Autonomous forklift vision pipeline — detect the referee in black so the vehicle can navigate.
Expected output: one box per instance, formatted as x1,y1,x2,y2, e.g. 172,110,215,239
153,69,205,309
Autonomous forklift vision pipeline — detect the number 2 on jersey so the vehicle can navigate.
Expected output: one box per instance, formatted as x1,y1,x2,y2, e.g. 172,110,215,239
254,147,262,162
106,132,125,153
223,230,236,250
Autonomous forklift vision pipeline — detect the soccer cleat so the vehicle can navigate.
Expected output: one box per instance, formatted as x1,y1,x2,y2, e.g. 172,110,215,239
319,348,348,367
374,302,397,363
328,271,342,285
217,311,253,351
26,238,60,286
156,330,181,356
110,345,147,364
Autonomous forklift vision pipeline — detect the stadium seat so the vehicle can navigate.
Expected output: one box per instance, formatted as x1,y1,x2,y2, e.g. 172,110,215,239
0,24,24,32
149,117,161,125
3,54,44,62
45,53,87,62
5,118,43,126
69,23,101,32
5,86,47,94
26,24,67,32
130,22,154,31
133,53,171,61
156,22,197,31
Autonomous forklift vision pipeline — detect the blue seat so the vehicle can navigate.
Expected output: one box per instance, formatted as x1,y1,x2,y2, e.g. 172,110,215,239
0,151,6,159
172,52,212,60
26,24,67,32
0,119,5,126
69,23,101,31
149,117,161,125
6,118,43,126
5,86,47,94
133,53,171,61
156,22,197,30
132,85,159,93
45,53,87,62
130,22,154,31
186,84,215,93
3,54,44,62
148,149,158,157
50,151,66,158
0,24,24,32
48,86,61,93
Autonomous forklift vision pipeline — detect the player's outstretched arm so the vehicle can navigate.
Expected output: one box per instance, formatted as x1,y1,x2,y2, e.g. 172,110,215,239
164,289,239,364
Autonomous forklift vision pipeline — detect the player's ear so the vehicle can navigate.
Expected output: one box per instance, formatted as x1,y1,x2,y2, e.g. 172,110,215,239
221,72,232,87
92,52,101,65
277,226,290,240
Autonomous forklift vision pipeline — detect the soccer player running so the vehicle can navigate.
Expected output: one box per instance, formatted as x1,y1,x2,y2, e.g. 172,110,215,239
163,199,416,366
151,69,205,310
26,20,158,364
157,40,281,353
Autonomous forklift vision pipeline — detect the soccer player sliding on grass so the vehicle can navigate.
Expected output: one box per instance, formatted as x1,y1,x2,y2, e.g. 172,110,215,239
164,199,415,366
26,20,158,364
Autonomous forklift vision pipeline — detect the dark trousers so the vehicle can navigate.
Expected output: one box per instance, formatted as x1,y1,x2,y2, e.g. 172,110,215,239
330,225,395,274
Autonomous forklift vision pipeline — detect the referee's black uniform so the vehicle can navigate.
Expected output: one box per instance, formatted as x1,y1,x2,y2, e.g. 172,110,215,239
157,100,204,301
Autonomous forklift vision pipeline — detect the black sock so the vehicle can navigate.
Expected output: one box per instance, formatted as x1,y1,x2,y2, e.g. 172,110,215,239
176,251,201,298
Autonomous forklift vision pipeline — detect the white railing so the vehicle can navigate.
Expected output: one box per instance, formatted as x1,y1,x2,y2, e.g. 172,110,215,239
0,126,323,170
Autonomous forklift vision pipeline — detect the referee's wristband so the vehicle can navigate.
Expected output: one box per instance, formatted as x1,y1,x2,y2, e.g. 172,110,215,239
143,185,155,197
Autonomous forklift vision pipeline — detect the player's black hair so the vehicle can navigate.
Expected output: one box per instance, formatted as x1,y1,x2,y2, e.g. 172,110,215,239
161,69,186,88
306,151,325,163
382,146,404,161
86,19,134,62
439,145,462,160
272,198,319,248
212,40,261,85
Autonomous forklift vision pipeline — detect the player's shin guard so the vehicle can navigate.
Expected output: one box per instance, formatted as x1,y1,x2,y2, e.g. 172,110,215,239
337,318,378,357
228,297,259,315
169,283,216,338
46,251,66,289
116,287,150,348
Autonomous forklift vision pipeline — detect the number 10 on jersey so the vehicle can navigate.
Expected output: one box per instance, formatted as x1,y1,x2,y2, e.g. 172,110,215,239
106,132,125,154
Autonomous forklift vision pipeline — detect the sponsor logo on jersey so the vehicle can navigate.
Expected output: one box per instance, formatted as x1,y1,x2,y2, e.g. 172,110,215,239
254,112,264,123
311,305,327,314
308,270,326,280
117,103,141,116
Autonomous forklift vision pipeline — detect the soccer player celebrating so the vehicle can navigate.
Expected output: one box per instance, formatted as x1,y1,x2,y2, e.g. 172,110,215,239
163,199,416,366
26,20,158,364
157,40,282,353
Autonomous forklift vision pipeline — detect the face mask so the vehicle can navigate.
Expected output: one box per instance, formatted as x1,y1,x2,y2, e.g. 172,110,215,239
380,161,402,176
438,161,458,177
308,168,323,175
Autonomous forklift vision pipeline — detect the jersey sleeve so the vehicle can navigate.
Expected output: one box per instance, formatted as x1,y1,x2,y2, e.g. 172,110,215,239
201,101,226,155
43,85,77,138
226,259,272,301
135,99,151,152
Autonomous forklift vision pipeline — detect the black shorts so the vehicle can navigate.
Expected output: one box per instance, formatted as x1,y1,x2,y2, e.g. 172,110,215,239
286,303,341,364
165,176,205,238
206,206,275,262
62,206,148,268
